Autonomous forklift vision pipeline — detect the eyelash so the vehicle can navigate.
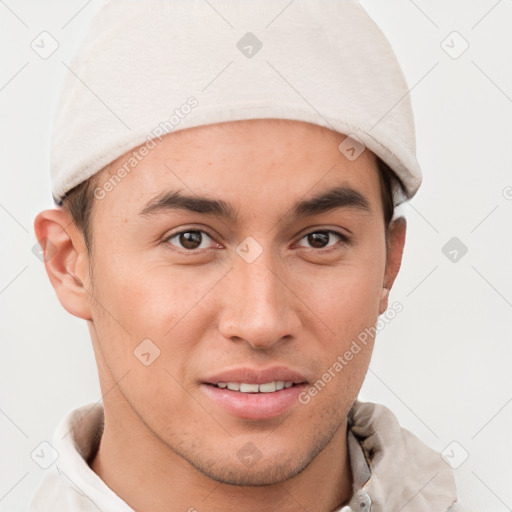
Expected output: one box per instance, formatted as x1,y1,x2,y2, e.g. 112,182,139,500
163,228,350,253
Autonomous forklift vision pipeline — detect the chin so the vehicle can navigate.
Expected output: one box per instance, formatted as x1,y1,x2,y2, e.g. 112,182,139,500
196,456,308,487
185,431,333,487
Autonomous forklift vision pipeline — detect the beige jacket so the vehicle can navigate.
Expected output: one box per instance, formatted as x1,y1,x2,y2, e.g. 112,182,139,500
29,399,466,511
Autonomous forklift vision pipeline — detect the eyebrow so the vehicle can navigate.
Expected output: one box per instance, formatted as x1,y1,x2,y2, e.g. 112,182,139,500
138,185,371,222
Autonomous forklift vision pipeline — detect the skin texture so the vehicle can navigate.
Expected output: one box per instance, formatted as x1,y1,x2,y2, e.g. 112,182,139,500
34,119,406,512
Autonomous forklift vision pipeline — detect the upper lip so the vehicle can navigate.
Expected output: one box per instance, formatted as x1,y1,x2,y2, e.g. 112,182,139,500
202,366,309,385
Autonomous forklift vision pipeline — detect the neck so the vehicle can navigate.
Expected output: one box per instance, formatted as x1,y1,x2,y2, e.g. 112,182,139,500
90,386,352,512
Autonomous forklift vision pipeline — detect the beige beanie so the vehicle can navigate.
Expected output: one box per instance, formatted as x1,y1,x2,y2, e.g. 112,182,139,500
51,0,421,206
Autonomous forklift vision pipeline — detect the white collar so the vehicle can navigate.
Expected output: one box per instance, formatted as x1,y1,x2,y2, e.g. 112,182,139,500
30,399,459,511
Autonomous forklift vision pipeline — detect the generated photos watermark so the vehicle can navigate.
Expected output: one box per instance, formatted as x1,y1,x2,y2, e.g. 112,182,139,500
93,96,199,200
298,301,403,405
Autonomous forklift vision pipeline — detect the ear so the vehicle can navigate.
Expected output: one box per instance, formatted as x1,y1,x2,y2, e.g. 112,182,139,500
33,208,92,320
379,216,406,315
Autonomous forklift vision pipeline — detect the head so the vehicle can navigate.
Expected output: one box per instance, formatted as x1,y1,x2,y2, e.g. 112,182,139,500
35,118,407,485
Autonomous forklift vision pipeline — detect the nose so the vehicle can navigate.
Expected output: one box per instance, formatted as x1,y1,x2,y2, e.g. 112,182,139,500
218,248,301,350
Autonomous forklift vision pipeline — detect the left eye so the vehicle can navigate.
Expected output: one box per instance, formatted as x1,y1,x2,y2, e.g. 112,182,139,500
296,230,347,250
166,230,216,250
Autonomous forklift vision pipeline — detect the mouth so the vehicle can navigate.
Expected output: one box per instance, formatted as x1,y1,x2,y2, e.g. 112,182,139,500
200,367,309,420
208,381,304,393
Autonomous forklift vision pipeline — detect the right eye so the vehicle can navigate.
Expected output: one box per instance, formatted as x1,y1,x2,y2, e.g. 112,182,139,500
165,230,218,251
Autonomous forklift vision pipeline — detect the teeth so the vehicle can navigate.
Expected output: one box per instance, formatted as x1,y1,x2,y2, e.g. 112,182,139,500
240,383,259,393
215,381,296,393
259,382,276,393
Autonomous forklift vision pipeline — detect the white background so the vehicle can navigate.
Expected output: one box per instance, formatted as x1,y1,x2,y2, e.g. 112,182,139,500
1,1,511,510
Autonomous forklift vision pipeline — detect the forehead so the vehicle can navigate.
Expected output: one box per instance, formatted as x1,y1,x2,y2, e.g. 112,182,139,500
93,119,381,220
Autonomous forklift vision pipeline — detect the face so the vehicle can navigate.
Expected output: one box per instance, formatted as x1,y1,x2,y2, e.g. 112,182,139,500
68,119,396,485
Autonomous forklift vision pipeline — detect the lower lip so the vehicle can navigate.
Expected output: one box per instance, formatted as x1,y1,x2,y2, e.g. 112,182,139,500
201,383,307,420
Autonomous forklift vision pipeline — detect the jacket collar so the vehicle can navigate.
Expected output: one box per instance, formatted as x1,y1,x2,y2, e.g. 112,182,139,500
40,399,458,512
339,399,458,512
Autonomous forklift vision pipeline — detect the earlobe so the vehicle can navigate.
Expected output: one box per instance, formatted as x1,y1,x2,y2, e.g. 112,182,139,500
34,209,92,320
379,216,406,315
379,286,390,305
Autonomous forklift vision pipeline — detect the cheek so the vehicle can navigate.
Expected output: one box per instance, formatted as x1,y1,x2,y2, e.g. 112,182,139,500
295,245,385,385
301,258,384,336
91,254,205,331
88,258,207,417
296,265,381,410
88,253,224,376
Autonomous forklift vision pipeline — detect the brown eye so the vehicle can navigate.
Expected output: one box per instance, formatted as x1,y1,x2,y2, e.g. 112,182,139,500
297,230,348,250
307,232,330,248
180,231,202,249
166,230,214,250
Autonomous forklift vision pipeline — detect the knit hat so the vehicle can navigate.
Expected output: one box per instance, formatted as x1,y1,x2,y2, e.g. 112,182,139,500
51,0,421,206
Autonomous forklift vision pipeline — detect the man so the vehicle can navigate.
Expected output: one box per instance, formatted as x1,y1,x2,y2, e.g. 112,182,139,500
30,1,466,510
